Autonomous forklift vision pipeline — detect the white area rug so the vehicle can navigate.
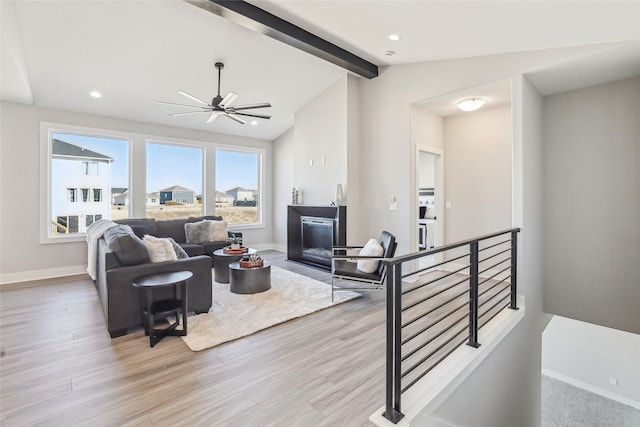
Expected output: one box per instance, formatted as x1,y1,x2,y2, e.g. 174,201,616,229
182,266,360,351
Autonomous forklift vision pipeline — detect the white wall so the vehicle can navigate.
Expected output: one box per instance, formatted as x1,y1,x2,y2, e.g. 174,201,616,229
293,76,348,206
419,152,436,189
542,315,640,408
542,77,640,334
443,105,512,244
0,102,273,283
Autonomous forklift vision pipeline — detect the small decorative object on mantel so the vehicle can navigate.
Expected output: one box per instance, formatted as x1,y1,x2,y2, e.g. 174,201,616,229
336,183,344,206
239,253,263,268
292,187,302,205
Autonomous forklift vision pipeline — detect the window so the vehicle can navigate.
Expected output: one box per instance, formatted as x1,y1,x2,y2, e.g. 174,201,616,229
44,125,129,241
68,188,77,202
146,142,203,219
215,148,263,225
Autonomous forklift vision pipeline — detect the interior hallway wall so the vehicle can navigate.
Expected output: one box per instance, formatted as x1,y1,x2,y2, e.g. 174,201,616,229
543,76,640,334
443,105,512,244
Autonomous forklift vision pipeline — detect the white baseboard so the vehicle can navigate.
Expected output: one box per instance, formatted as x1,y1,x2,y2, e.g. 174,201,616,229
0,264,88,286
542,369,640,410
271,243,286,253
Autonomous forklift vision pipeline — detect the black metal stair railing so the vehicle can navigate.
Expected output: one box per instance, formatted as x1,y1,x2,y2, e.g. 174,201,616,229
382,228,520,424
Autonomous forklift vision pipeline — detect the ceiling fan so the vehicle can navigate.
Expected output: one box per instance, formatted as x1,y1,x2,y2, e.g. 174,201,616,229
158,62,271,124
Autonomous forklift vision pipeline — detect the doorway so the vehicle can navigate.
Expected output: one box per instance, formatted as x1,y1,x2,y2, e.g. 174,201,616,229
415,145,444,268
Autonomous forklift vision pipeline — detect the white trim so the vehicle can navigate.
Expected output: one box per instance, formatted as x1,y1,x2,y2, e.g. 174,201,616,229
370,296,525,427
0,265,88,286
542,369,640,410
271,243,287,253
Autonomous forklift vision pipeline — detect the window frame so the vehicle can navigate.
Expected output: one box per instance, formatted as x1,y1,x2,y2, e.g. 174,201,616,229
40,122,132,244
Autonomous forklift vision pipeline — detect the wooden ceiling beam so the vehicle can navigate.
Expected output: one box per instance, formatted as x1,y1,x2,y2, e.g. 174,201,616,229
186,0,379,79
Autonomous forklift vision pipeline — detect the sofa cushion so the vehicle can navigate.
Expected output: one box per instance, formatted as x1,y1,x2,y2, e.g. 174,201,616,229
190,215,223,222
156,218,189,242
179,243,206,257
103,225,150,266
169,238,189,259
115,218,158,237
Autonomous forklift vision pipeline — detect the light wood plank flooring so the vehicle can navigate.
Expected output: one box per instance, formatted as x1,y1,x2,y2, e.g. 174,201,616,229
1,251,388,426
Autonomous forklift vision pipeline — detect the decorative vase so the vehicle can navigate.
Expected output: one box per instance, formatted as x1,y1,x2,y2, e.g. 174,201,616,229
336,184,344,206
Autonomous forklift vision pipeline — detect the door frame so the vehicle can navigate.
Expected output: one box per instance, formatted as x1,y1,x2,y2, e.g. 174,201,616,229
413,144,445,252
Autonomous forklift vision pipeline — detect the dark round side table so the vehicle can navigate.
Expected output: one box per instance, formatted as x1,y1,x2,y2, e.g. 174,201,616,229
229,261,271,294
213,247,257,283
132,270,192,347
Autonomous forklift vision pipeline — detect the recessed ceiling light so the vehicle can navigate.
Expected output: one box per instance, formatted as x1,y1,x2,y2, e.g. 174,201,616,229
456,97,486,112
250,120,258,126
90,91,102,98
388,34,401,41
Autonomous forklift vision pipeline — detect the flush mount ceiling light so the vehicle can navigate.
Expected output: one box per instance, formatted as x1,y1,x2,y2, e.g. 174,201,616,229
90,91,102,98
456,97,485,112
388,34,401,41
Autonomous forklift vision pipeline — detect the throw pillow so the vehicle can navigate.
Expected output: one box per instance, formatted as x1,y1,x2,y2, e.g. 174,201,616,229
103,225,151,266
168,237,189,259
209,220,228,241
143,235,178,263
357,238,384,273
184,220,229,243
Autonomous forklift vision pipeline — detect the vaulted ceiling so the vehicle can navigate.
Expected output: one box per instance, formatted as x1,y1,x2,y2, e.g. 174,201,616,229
2,1,638,140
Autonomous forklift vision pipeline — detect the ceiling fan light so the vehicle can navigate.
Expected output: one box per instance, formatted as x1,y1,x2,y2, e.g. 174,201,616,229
457,97,485,112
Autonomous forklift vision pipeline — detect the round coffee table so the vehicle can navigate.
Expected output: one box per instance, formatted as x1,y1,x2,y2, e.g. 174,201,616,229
213,247,257,283
229,261,271,294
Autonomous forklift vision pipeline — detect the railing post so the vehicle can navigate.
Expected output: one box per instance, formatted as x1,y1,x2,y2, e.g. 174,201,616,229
510,230,519,310
383,263,404,423
467,241,480,348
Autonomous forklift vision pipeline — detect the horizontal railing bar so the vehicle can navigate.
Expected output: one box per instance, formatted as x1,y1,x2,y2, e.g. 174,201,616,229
385,228,521,267
402,253,470,280
402,275,469,310
478,247,511,264
401,323,468,378
478,257,511,276
401,335,469,393
479,301,511,330
402,300,468,346
478,275,511,299
478,238,511,252
401,313,468,362
478,289,511,312
478,265,512,286
403,264,468,295
401,288,469,328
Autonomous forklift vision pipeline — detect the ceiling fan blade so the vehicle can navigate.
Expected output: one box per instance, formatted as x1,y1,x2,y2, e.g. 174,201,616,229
170,111,210,116
177,90,210,106
219,92,238,108
231,102,271,111
206,112,222,123
233,111,271,120
157,101,208,109
224,113,247,125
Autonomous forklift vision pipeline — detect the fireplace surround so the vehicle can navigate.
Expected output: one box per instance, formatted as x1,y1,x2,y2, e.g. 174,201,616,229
287,205,346,270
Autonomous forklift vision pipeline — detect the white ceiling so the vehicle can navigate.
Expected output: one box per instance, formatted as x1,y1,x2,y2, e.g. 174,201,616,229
2,0,639,140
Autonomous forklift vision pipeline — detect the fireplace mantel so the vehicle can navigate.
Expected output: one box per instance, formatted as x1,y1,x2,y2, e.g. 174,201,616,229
287,205,346,270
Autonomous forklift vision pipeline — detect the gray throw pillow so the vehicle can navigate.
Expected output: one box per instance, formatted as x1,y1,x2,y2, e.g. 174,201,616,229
168,237,189,259
104,225,150,266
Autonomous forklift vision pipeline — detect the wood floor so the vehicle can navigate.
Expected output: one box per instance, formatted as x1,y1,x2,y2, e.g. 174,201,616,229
0,251,388,426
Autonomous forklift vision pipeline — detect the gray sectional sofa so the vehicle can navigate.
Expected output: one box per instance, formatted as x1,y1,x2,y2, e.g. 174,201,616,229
95,215,241,338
